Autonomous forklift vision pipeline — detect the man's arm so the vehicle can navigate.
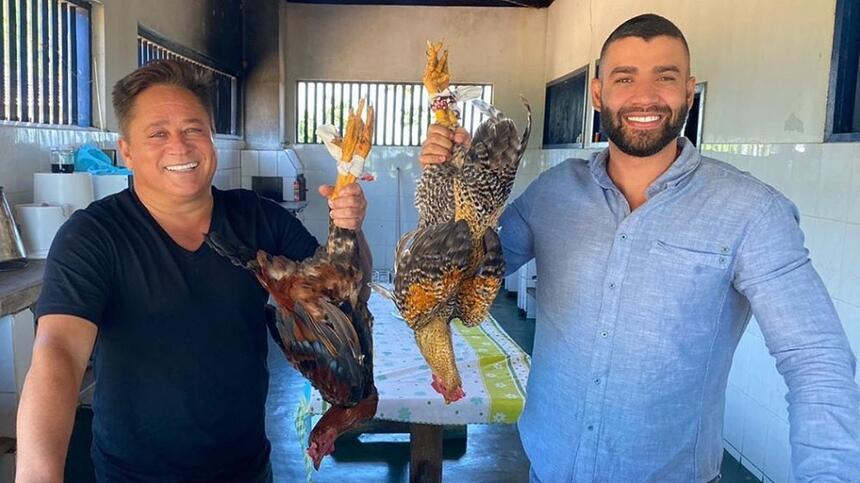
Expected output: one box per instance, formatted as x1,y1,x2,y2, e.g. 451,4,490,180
498,196,536,277
16,315,97,483
733,193,860,481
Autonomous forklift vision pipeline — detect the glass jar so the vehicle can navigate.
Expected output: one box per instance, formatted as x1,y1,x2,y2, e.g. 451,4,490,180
50,149,75,173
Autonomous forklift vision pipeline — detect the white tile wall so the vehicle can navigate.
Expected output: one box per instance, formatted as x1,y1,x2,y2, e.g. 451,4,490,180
216,147,241,170
0,317,16,394
241,150,260,179
841,224,860,308
705,141,860,483
11,310,34,396
240,149,301,193
259,151,278,177
0,309,35,439
763,412,792,483
277,150,296,178
0,125,119,205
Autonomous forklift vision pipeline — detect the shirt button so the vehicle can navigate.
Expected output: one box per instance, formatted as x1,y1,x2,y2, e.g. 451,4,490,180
620,233,628,240
600,331,608,338
609,283,616,289
594,378,601,385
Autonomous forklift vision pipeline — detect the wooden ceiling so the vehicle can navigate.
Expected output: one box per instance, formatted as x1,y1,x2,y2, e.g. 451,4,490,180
287,0,554,8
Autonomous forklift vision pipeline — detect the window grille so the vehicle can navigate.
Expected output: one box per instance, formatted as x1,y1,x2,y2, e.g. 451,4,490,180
1,0,92,126
138,32,238,136
296,80,493,146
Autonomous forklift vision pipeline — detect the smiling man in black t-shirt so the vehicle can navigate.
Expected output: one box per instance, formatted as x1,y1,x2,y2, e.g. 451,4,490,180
15,60,372,482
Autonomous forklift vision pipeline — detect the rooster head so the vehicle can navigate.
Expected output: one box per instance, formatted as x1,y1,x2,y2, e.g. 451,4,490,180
414,316,465,404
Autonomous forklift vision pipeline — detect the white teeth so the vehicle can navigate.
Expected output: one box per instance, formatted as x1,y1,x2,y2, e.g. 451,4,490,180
627,115,661,123
165,162,199,172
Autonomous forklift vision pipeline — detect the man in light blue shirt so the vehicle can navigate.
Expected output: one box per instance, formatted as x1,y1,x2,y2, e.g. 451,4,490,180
422,13,860,483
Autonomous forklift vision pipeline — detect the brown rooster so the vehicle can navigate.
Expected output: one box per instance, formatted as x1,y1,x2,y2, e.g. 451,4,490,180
205,101,377,470
378,42,531,404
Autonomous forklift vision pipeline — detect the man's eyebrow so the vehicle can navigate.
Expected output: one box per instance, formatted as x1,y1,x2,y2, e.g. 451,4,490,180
142,118,206,130
609,66,637,76
143,120,168,130
654,65,682,74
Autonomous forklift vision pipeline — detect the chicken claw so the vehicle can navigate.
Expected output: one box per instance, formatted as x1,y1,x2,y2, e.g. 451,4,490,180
333,98,374,198
423,40,450,96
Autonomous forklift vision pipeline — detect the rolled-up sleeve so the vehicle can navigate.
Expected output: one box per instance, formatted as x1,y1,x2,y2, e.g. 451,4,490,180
733,193,860,481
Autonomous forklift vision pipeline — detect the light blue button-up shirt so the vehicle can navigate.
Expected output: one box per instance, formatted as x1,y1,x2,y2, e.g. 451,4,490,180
500,138,860,482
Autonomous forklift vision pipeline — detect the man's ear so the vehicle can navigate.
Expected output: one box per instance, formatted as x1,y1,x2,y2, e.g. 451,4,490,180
590,77,602,112
118,137,134,169
686,76,697,109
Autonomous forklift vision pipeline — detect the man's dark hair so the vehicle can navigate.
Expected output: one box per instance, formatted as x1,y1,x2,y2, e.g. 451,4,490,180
112,59,213,136
598,14,689,77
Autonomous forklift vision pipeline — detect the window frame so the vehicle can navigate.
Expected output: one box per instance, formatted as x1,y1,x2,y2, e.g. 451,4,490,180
825,0,860,142
542,64,589,149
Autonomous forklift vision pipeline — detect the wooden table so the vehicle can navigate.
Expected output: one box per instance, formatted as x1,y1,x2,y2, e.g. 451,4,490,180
0,259,45,318
331,419,466,483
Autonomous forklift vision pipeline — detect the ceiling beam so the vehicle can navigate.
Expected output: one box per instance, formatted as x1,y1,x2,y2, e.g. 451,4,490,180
286,0,554,8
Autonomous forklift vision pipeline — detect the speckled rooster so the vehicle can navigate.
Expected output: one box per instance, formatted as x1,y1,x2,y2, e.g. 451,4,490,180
378,42,531,404
205,101,377,469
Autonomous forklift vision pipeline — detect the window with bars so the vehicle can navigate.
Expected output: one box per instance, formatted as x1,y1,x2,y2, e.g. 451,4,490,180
138,31,238,136
0,0,91,126
296,81,493,146
827,0,860,141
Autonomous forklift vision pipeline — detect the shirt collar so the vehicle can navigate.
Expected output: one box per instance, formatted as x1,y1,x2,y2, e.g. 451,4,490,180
589,137,702,196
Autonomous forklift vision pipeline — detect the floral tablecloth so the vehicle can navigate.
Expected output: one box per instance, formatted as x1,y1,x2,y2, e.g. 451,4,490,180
294,290,531,476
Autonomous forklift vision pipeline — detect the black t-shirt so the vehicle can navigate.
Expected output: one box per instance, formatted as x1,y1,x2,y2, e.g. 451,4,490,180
35,187,318,482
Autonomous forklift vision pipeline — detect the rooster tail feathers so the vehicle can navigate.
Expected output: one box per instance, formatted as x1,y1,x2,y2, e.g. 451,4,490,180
465,97,532,173
317,300,363,362
471,96,531,135
518,96,532,157
471,98,503,121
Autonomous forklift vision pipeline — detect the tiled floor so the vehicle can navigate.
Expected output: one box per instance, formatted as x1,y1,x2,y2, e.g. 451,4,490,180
65,291,758,482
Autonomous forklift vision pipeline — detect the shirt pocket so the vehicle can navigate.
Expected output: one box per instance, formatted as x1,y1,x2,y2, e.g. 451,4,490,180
623,240,736,387
649,240,734,270
640,239,735,320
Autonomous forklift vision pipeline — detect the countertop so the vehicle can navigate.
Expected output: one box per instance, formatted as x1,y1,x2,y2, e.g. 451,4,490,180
0,260,45,318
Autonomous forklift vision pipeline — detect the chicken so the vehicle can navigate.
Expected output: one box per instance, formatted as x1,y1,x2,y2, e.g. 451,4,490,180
205,101,377,470
378,42,531,404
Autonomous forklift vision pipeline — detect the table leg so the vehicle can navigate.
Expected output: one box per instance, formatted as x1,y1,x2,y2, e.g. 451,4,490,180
409,423,443,483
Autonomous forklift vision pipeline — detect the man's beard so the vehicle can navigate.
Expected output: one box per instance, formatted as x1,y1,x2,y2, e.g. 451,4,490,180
600,102,689,157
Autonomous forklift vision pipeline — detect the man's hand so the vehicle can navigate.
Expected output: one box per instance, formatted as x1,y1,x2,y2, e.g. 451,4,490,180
319,182,367,231
419,124,471,167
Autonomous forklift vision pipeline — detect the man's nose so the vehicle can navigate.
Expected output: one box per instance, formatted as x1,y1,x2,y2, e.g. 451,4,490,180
165,132,193,153
628,81,661,106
